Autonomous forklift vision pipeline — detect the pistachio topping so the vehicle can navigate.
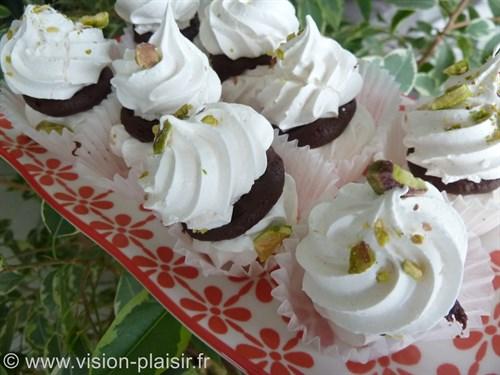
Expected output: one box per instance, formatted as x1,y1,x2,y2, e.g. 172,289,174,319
427,84,472,110
139,171,149,179
5,55,11,64
376,270,390,283
46,26,59,33
486,128,500,143
253,224,292,262
366,160,427,195
286,32,297,41
201,115,219,126
173,104,192,119
192,228,208,234
85,49,92,55
275,48,285,60
35,120,72,135
470,106,494,123
348,241,376,274
411,234,424,244
374,218,389,247
79,12,109,29
445,124,462,131
32,5,50,14
135,43,161,69
201,168,207,175
402,259,423,280
443,60,469,76
152,120,173,155
6,30,13,40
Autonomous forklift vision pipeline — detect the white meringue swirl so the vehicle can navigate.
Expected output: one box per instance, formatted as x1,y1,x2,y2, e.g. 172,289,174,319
222,16,363,130
111,4,221,120
0,5,114,100
199,0,299,59
115,0,200,32
404,52,500,184
296,182,467,346
140,102,274,230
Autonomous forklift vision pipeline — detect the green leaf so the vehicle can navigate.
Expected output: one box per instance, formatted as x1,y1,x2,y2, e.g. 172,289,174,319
177,326,192,357
0,272,24,295
415,73,441,96
0,310,17,353
386,0,437,9
482,32,500,61
439,0,461,15
92,291,183,375
40,270,57,314
0,5,11,19
295,0,323,28
468,5,480,19
432,42,455,83
391,10,414,33
319,0,344,31
114,272,144,315
383,48,417,94
0,365,8,375
465,19,495,39
489,0,500,16
356,0,371,20
25,311,51,351
41,201,78,238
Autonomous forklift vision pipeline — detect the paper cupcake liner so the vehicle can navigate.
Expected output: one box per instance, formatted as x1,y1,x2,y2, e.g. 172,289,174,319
273,60,402,188
271,230,494,363
169,140,342,276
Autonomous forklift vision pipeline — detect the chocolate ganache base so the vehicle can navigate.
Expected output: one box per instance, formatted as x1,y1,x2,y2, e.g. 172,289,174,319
121,107,158,143
407,149,500,195
23,67,113,118
185,147,285,242
210,54,274,82
133,14,200,43
277,99,357,149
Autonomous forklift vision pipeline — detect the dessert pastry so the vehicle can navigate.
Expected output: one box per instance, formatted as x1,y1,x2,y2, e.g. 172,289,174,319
140,102,298,269
115,0,200,43
110,2,221,168
223,16,376,161
295,160,467,347
0,5,116,133
198,0,299,82
404,52,500,195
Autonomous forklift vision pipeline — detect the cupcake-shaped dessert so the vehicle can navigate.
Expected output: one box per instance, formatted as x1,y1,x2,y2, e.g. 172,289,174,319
0,5,115,133
223,16,375,161
140,102,298,270
115,0,200,43
198,0,299,82
404,52,500,195
295,160,468,347
110,3,221,168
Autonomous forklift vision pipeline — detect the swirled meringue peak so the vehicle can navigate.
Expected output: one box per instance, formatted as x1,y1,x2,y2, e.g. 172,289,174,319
115,0,200,32
111,3,221,120
139,102,274,230
404,52,500,184
0,5,113,100
199,0,299,59
296,162,467,346
222,15,363,130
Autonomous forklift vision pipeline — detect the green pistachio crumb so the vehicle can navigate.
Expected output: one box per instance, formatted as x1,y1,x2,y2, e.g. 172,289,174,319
46,26,59,33
470,106,494,123
5,55,11,64
443,60,469,76
445,124,462,131
253,224,292,262
6,30,14,40
275,48,285,60
201,168,207,175
348,241,376,274
192,228,208,234
152,120,173,155
201,115,219,126
174,104,192,119
374,218,390,247
427,84,472,110
411,234,424,244
402,259,423,280
376,270,390,283
286,32,297,41
139,171,149,179
486,128,500,143
85,49,92,55
79,12,109,29
35,120,72,135
33,5,50,14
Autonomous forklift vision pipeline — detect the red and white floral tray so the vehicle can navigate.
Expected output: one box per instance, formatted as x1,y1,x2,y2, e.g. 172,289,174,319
1,113,499,375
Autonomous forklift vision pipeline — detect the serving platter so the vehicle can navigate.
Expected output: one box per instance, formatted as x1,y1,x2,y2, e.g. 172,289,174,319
1,113,499,375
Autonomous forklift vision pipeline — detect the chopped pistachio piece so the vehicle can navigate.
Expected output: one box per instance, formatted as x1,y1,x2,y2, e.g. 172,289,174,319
139,171,149,179
366,160,427,195
428,84,472,110
33,5,50,13
85,49,92,55
443,60,469,76
286,32,296,41
275,48,285,60
201,168,207,175
470,106,494,123
174,104,192,119
376,270,390,283
411,234,424,244
135,43,161,69
6,30,13,40
253,224,292,262
79,12,109,29
374,218,389,247
201,115,219,126
486,128,500,143
46,26,59,33
5,55,11,64
402,260,423,280
445,124,462,131
348,241,375,274
152,120,173,155
192,228,208,234
35,120,72,135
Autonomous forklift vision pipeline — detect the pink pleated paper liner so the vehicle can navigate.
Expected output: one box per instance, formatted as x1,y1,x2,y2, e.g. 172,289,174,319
169,138,341,276
271,229,494,363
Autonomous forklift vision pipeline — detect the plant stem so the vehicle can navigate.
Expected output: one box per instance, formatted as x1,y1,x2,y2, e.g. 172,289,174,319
449,16,500,31
417,0,470,67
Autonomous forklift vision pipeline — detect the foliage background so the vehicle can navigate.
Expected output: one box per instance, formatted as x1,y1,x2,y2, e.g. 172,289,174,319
0,0,498,374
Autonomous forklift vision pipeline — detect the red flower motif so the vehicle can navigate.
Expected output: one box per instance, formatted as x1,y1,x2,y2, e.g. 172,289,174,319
453,303,500,374
55,186,113,215
25,158,77,186
0,134,46,159
229,267,277,303
90,214,154,248
236,329,314,375
180,286,251,334
491,250,500,290
132,246,198,289
346,345,421,374
0,116,12,130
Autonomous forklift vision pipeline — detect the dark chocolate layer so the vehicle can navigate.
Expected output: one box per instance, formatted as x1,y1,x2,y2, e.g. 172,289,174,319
407,149,500,195
279,99,357,149
185,148,285,242
121,107,158,143
23,67,113,118
210,54,273,82
133,14,200,43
